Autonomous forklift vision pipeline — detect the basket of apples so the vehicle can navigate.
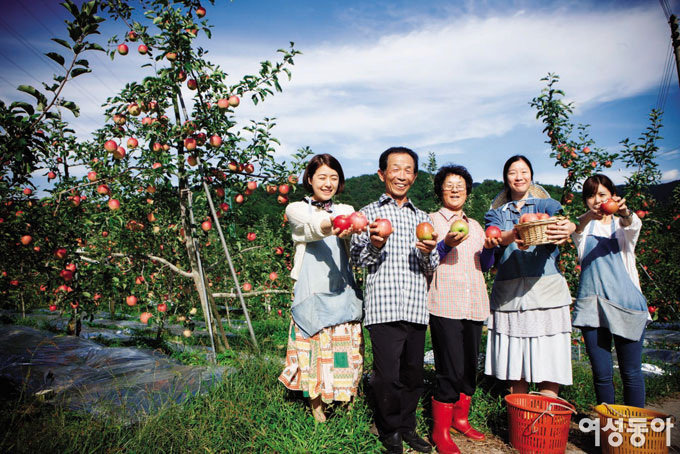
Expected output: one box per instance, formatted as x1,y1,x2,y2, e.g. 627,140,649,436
514,213,567,246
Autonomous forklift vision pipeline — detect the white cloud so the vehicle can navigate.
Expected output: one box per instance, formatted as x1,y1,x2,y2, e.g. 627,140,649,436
661,169,679,182
215,5,669,167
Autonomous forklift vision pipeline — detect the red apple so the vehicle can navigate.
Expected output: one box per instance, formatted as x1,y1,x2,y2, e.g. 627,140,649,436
235,194,245,204
87,171,97,182
583,146,590,154
177,70,187,82
184,137,197,151
187,79,198,90
450,219,469,235
54,248,67,259
601,199,619,215
60,270,74,282
227,161,238,172
266,185,277,194
244,163,254,174
20,235,32,245
217,98,229,110
485,226,502,239
216,187,225,198
127,137,138,149
269,271,278,281
157,303,167,313
47,171,56,180
350,212,368,231
65,263,76,272
127,103,141,116
535,213,550,220
278,184,290,194
277,195,288,204
201,220,212,231
275,246,284,255
113,146,126,159
97,184,110,195
49,305,58,312
117,43,128,55
228,95,240,107
128,30,138,41
187,155,198,166
209,134,222,147
242,282,252,292
152,142,162,152
220,202,229,212
247,232,257,241
333,215,352,232
375,218,393,237
196,6,206,17
166,52,177,61
519,213,539,224
140,312,153,324
152,162,162,169
104,140,117,152
126,295,137,307
247,181,257,191
138,44,148,54
108,199,121,211
635,210,647,219
415,222,434,240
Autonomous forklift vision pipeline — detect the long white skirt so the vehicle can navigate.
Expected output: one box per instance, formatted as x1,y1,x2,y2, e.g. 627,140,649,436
484,329,573,385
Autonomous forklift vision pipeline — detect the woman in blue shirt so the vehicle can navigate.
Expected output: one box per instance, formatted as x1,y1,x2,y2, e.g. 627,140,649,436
483,155,576,397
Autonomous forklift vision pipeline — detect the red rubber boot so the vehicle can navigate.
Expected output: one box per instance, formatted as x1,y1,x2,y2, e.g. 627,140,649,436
450,393,485,440
431,398,461,454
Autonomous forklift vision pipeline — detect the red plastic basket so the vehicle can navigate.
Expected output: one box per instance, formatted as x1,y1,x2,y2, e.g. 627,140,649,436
505,393,576,454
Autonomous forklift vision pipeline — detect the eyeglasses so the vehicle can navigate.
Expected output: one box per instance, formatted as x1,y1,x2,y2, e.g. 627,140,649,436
442,184,466,192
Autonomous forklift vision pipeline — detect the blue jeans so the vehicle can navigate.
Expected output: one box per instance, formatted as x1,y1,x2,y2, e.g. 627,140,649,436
581,327,645,407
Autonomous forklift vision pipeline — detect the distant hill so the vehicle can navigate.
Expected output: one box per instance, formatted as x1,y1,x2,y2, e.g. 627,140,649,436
244,174,678,227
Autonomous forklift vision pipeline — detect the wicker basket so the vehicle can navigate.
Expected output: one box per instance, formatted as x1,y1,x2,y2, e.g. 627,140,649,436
594,403,672,454
514,216,566,246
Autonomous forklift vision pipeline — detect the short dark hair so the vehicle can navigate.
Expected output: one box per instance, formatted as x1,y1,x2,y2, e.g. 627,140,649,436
302,153,345,194
502,155,533,198
378,147,419,173
582,174,616,204
433,165,473,202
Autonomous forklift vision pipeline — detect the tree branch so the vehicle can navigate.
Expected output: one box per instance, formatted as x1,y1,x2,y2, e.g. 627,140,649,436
76,250,193,278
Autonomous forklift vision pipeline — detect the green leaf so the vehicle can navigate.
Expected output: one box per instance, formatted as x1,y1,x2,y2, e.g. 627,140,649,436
71,67,91,78
61,100,80,117
9,101,34,115
84,42,105,52
51,38,71,50
45,52,65,66
18,85,48,107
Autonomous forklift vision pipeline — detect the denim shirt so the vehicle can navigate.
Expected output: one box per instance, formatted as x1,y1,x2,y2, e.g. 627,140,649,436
484,197,571,311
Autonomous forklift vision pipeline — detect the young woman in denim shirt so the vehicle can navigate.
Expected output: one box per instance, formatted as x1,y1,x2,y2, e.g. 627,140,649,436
483,155,576,397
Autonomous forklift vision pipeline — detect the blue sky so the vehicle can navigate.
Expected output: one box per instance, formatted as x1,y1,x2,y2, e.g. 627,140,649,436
1,0,678,188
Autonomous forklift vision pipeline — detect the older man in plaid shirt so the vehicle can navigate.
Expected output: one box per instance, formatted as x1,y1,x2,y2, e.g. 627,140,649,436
351,147,439,454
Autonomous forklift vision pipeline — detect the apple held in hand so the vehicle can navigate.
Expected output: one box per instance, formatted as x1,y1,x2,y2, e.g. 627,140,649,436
374,218,392,237
536,213,550,220
601,198,619,215
333,215,352,232
450,219,469,235
349,212,368,231
416,222,434,240
485,226,502,239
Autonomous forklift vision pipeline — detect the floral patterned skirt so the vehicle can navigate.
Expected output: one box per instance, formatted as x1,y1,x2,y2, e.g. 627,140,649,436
278,319,363,403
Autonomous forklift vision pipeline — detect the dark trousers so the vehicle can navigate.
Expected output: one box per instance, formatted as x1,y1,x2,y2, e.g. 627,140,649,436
430,315,483,403
367,321,427,438
581,327,645,407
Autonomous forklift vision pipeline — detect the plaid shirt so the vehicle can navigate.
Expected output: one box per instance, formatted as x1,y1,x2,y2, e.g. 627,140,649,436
427,208,490,321
350,194,439,326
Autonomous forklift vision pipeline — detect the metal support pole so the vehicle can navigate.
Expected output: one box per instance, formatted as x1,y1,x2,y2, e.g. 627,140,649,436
197,157,259,351
186,189,217,363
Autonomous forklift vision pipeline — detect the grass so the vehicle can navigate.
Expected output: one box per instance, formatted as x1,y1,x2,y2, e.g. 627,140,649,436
1,315,679,453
